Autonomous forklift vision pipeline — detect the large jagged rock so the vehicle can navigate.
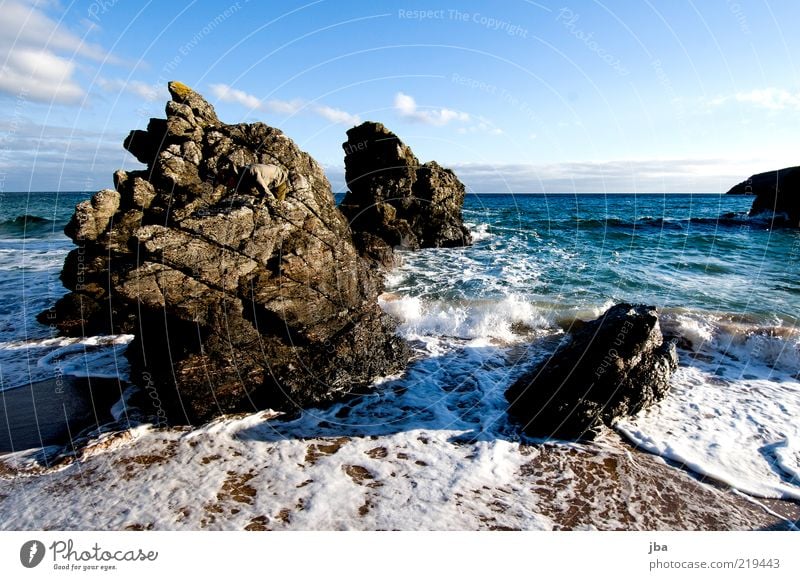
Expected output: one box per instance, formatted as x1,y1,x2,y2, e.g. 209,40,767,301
40,81,408,424
727,166,800,227
505,303,678,441
339,122,472,265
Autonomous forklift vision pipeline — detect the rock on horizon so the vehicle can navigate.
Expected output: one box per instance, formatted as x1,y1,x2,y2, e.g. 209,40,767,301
339,121,472,266
727,166,800,227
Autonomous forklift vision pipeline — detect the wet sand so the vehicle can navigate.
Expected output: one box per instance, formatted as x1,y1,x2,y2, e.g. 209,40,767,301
0,377,123,453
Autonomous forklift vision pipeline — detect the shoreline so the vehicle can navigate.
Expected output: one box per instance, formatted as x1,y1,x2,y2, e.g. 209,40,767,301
1,387,798,530
0,377,123,454
1,419,797,530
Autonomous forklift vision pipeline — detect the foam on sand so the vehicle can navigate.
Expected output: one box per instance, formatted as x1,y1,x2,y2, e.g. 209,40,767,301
617,314,800,500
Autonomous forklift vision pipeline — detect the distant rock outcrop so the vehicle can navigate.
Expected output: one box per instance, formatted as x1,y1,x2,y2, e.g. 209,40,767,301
40,81,408,424
727,166,800,226
505,303,678,441
339,122,472,265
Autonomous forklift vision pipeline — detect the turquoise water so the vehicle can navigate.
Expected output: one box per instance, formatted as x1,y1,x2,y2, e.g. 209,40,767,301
0,192,88,342
2,192,798,376
0,191,131,390
428,193,796,325
378,193,800,501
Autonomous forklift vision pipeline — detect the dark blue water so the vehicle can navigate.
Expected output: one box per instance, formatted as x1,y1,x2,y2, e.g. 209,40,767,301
400,193,799,326
0,192,89,336
377,193,800,501
0,192,110,389
2,192,797,342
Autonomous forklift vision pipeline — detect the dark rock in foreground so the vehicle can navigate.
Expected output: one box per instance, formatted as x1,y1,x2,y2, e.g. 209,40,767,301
339,122,471,265
40,81,408,424
505,303,678,441
727,166,800,227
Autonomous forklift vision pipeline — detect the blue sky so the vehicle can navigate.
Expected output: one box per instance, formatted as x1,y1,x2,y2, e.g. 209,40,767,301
1,0,798,193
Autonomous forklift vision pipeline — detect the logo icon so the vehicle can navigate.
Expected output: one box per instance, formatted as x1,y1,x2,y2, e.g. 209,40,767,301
20,540,46,568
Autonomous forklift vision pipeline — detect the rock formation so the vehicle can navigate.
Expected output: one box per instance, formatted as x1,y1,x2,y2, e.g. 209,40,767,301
339,122,472,265
727,166,800,226
40,81,408,424
505,303,678,441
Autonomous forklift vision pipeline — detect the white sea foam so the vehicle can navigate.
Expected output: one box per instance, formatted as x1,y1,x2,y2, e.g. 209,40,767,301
467,222,493,242
663,311,800,373
773,438,800,484
380,293,550,344
0,332,559,530
0,334,133,390
666,312,716,349
0,241,70,272
716,326,800,374
617,336,800,500
620,311,800,500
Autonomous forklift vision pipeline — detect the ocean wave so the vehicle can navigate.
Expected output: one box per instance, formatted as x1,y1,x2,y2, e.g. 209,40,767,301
0,215,57,238
0,334,134,391
772,438,800,485
466,222,493,242
519,212,771,232
662,311,800,374
616,361,800,500
616,308,800,500
379,293,552,345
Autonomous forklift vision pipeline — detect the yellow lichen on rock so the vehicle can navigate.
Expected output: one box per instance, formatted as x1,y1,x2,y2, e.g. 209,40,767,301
168,81,193,99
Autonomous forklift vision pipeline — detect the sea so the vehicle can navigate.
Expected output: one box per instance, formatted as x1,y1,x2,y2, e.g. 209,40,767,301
1,191,799,529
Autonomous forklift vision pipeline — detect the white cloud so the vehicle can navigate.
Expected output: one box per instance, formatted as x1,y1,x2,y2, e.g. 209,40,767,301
209,83,360,125
446,157,793,193
708,88,800,111
209,83,262,109
314,105,360,126
0,0,121,103
265,98,304,115
96,78,163,101
734,88,800,110
126,81,161,101
394,92,470,126
0,47,84,103
393,92,500,134
457,118,503,135
0,119,138,191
